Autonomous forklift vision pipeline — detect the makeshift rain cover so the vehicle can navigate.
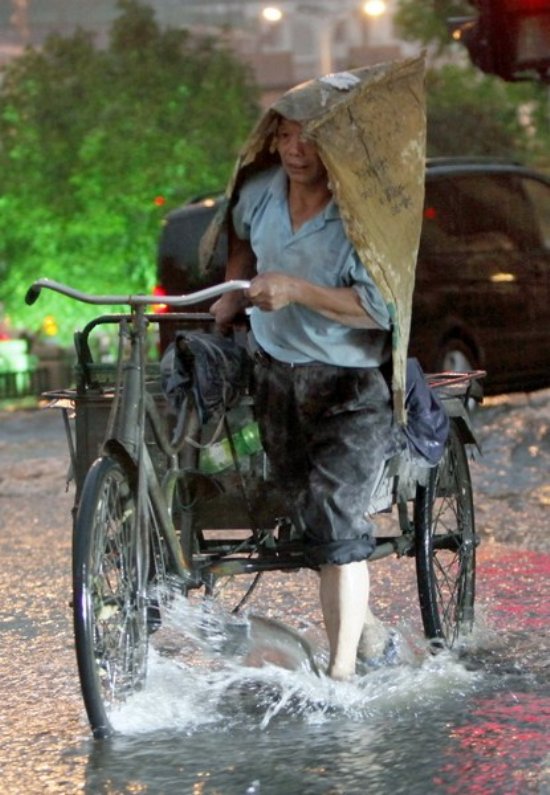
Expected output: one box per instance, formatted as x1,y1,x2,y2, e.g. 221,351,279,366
200,54,427,423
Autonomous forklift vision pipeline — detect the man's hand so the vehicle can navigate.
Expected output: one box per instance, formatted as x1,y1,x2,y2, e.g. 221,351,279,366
247,271,382,329
247,272,295,311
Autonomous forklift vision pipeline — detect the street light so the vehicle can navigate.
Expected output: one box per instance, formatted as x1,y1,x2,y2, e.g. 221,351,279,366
261,7,283,24
362,0,387,18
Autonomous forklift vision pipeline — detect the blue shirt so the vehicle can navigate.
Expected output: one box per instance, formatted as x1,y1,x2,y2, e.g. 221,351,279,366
232,166,391,367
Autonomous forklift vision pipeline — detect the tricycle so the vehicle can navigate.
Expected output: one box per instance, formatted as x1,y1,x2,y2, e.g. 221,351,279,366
26,277,484,738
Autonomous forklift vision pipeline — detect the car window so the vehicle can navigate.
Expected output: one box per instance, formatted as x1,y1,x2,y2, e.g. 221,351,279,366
521,177,550,250
420,174,540,255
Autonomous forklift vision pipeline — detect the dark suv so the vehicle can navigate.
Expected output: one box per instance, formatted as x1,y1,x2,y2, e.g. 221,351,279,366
156,158,550,395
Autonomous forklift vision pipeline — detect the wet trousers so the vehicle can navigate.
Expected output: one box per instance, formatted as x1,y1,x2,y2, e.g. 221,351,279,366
253,355,394,566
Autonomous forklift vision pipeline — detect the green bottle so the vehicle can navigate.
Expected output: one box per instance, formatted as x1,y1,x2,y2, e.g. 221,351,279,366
199,421,262,474
234,421,263,457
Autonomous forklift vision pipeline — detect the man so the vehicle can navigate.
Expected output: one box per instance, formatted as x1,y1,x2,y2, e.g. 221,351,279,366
210,116,394,680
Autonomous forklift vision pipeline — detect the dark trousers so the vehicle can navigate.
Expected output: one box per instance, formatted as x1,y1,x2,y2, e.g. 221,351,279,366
253,357,394,566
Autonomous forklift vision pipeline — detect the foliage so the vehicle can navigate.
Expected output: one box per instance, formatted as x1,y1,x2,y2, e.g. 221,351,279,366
395,1,550,167
394,0,474,53
425,65,550,163
0,0,260,341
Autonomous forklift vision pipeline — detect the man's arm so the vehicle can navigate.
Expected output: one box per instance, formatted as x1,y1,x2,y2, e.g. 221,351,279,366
247,272,385,330
209,226,257,328
226,226,258,281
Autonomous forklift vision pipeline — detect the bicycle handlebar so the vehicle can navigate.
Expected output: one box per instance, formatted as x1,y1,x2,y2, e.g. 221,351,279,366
25,278,251,308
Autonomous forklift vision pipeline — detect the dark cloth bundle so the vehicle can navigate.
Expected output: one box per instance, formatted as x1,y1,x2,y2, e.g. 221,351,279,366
403,358,450,465
161,330,249,424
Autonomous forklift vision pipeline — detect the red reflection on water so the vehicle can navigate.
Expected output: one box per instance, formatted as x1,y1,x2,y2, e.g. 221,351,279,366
477,548,550,631
434,691,550,794
434,548,550,793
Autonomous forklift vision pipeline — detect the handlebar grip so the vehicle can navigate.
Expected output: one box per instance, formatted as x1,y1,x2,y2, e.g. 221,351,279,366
25,284,42,305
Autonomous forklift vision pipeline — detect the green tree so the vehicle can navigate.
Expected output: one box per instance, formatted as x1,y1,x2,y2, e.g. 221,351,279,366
425,64,549,161
0,0,260,339
395,0,550,164
394,0,473,53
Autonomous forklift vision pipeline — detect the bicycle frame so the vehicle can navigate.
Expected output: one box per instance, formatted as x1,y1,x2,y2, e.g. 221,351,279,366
108,306,198,582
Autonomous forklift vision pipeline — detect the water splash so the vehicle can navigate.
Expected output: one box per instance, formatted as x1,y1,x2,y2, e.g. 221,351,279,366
109,595,481,736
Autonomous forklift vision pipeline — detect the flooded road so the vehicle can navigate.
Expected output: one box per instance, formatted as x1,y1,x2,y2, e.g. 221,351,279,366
0,389,548,794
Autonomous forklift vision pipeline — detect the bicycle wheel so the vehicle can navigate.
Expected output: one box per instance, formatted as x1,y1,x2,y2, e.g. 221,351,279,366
414,420,476,648
73,455,149,738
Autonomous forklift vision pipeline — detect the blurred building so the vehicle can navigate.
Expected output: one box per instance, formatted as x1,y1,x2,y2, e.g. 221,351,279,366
0,1,411,102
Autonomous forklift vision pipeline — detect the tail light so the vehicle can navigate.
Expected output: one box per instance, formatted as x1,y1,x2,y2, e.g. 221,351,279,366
151,285,168,313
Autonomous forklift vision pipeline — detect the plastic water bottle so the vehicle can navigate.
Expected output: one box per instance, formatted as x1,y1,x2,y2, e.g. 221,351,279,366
236,422,263,456
199,421,262,474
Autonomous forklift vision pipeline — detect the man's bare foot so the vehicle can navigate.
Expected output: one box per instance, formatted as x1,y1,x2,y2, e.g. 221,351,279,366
358,614,391,661
327,665,355,681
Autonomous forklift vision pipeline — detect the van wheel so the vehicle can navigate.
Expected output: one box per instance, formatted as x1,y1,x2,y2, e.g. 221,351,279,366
439,340,477,374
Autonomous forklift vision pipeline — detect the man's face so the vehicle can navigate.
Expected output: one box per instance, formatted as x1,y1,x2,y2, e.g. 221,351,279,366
276,119,327,188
